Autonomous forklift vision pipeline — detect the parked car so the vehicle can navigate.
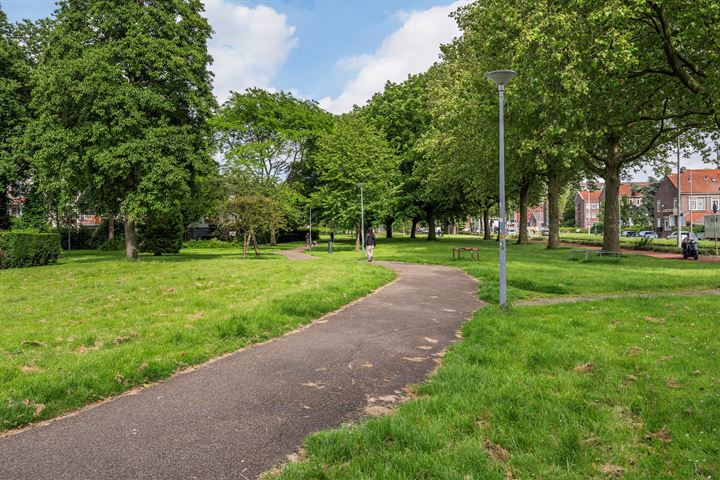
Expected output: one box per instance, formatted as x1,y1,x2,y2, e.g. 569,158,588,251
667,231,697,242
540,228,549,236
637,230,658,239
622,230,638,237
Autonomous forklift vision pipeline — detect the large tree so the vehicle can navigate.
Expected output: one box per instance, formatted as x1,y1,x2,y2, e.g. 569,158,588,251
0,8,31,230
25,0,216,259
311,114,398,250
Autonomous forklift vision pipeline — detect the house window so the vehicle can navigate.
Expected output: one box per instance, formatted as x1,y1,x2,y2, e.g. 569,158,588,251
664,217,669,228
711,197,719,212
657,200,661,211
657,218,662,228
690,196,706,211
673,199,677,210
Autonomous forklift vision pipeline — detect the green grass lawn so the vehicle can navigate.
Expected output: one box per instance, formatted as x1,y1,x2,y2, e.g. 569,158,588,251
0,247,394,432
272,295,720,480
313,235,720,303
269,236,720,479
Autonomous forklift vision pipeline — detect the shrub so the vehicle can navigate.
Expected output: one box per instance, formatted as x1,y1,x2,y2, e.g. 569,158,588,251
138,210,184,255
0,231,61,269
183,238,238,249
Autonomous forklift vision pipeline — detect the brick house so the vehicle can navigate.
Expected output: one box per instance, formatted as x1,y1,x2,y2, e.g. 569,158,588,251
653,168,720,236
601,182,649,208
575,189,602,228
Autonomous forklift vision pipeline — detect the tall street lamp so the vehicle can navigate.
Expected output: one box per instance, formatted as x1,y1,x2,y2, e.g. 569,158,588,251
308,206,312,249
486,69,516,307
676,136,682,248
358,182,366,257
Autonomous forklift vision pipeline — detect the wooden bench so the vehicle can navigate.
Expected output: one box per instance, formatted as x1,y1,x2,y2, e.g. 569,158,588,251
452,247,480,260
569,249,620,263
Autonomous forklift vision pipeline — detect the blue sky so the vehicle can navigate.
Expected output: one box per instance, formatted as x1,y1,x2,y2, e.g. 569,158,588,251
2,0,466,112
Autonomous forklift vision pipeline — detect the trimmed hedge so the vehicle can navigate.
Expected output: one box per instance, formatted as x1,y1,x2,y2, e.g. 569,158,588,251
0,231,62,269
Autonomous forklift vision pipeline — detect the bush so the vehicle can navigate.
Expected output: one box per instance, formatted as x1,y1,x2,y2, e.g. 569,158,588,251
0,231,61,269
138,210,184,255
183,238,239,249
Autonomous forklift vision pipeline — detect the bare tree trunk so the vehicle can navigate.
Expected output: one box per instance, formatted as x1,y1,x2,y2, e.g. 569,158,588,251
251,229,259,255
355,224,360,251
124,217,138,260
108,215,115,241
516,182,530,245
385,216,394,239
602,137,622,252
427,212,437,241
242,231,250,259
269,224,277,245
483,209,491,240
410,217,419,239
546,171,562,249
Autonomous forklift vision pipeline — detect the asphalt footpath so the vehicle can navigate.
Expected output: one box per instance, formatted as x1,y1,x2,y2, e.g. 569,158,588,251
0,249,483,479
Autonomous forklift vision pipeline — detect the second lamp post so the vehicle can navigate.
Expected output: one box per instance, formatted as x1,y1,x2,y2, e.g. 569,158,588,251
486,69,516,307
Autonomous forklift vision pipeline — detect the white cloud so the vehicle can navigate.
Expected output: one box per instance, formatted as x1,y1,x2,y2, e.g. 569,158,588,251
204,1,298,103
319,1,469,114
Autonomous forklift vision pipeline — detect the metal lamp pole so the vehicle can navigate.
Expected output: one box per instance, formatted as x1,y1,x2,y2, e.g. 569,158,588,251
676,136,682,248
486,70,516,308
309,206,312,249
689,171,694,234
358,182,365,257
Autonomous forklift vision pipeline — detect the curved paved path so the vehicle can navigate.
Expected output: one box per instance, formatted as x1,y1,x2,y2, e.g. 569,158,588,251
0,248,482,480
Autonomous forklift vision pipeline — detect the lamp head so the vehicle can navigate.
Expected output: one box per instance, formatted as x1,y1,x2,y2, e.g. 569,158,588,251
357,182,365,188
485,70,517,86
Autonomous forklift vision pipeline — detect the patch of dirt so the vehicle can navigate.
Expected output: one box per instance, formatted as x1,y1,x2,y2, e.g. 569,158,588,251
624,374,638,384
660,355,673,362
645,425,671,443
484,439,510,463
285,447,306,463
574,363,594,373
600,464,625,477
23,400,45,417
163,288,176,293
75,341,103,354
580,436,600,445
665,377,680,389
626,346,643,356
113,332,139,346
644,316,666,324
187,312,205,321
363,405,393,416
20,366,42,374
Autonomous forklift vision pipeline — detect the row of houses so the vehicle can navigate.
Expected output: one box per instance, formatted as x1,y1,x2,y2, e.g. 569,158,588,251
575,168,720,235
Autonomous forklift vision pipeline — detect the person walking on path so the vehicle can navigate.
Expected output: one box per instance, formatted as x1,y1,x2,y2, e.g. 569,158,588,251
366,227,376,262
305,231,311,247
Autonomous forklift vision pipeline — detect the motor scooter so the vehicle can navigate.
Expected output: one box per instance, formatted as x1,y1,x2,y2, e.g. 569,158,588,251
681,237,699,260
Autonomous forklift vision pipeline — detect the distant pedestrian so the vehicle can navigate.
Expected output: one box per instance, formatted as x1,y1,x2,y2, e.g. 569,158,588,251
366,227,376,262
328,231,335,254
305,231,311,247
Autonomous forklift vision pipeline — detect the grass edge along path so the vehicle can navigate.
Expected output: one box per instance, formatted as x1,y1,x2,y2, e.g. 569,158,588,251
269,293,720,480
0,247,396,433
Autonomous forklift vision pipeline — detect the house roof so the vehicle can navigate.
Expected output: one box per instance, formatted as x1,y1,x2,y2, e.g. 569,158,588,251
618,182,650,198
578,190,602,203
667,169,720,194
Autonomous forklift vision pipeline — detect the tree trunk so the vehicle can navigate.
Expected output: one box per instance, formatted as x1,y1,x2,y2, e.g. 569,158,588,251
385,216,394,239
410,217,419,239
108,215,115,241
124,218,139,260
516,182,530,245
251,229,259,255
269,225,277,245
602,137,623,252
355,224,360,251
483,209,491,240
427,212,436,241
546,171,562,249
242,231,250,259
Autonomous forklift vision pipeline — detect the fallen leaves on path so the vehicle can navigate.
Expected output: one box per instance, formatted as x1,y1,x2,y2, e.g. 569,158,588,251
402,357,427,363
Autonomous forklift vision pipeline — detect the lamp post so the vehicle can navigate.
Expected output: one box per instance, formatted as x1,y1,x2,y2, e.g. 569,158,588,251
689,170,694,234
676,136,682,248
358,182,365,257
486,70,516,307
308,206,312,249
